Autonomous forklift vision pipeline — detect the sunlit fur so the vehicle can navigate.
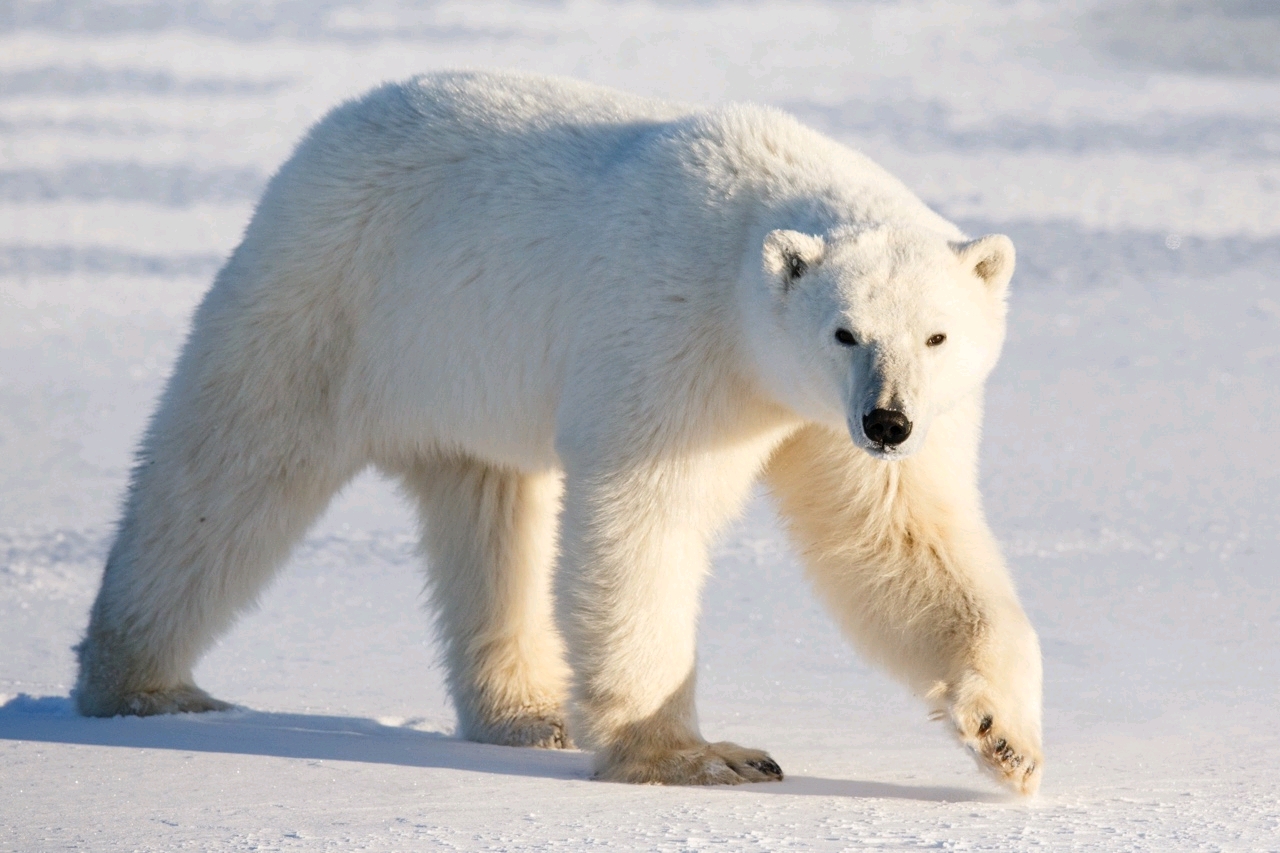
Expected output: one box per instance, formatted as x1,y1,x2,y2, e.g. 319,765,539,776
75,70,1040,793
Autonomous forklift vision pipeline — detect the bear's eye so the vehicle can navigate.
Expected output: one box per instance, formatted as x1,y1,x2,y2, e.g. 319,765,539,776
834,328,857,346
927,333,947,347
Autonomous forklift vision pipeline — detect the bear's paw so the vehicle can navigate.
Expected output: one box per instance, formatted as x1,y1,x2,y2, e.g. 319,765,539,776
77,683,233,718
466,709,573,749
932,675,1043,796
597,741,783,786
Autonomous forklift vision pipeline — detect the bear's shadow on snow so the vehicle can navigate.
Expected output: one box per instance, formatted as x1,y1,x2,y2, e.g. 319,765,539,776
0,694,591,781
764,775,1008,803
0,695,1004,802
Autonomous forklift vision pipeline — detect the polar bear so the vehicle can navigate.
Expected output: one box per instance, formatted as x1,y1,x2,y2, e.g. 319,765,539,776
75,70,1043,794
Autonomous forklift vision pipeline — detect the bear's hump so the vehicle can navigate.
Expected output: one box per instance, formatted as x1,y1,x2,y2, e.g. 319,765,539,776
644,104,955,236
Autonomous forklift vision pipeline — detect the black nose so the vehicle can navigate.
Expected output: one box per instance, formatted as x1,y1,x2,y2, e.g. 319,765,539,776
863,409,913,447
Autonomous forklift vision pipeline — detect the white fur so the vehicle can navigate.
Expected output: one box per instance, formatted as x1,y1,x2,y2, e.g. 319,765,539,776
75,70,1042,794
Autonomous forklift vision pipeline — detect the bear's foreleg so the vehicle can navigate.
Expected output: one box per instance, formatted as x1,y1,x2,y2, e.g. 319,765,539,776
555,454,784,785
766,422,1043,795
400,456,571,749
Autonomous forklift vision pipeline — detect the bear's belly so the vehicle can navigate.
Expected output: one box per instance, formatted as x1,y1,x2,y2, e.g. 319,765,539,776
380,386,564,472
354,291,570,473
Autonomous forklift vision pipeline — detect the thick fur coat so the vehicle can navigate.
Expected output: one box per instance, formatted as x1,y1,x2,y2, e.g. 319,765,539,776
76,71,1043,794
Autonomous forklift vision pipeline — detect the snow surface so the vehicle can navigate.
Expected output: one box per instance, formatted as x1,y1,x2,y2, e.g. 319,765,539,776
2,1,1279,850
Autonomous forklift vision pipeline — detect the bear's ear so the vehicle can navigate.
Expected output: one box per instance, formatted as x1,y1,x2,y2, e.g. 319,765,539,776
763,230,825,293
952,234,1015,300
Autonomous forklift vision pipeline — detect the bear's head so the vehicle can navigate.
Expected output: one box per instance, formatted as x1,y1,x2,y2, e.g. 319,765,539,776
754,224,1014,459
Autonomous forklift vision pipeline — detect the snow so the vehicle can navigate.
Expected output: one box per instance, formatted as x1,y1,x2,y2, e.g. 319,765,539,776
2,1,1279,849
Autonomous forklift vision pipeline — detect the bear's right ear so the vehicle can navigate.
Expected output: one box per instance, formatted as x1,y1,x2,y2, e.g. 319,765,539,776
763,230,825,294
952,234,1016,301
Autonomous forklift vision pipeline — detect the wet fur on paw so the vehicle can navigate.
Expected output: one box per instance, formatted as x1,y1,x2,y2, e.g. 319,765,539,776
597,741,783,786
75,684,233,718
464,709,573,749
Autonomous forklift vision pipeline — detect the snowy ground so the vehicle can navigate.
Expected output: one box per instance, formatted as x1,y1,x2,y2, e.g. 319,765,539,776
2,1,1279,850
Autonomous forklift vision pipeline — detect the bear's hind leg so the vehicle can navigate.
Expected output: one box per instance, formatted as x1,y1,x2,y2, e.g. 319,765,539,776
76,434,357,717
401,456,571,749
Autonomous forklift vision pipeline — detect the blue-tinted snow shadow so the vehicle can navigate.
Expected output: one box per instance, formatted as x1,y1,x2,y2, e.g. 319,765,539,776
760,775,1009,804
0,695,1007,801
0,694,591,782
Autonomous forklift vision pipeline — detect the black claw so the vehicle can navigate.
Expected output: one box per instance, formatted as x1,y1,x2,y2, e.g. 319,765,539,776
994,738,1007,752
978,715,993,736
747,758,783,778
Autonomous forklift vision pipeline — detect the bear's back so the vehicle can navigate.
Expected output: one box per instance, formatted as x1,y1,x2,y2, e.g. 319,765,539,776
226,71,960,471
257,71,959,286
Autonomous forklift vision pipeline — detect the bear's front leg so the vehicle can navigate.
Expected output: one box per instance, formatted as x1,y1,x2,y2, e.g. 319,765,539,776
766,422,1043,795
555,460,783,785
927,614,1042,795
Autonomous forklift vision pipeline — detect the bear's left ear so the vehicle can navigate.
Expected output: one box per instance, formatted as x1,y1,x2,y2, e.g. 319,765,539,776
952,234,1015,301
763,230,825,294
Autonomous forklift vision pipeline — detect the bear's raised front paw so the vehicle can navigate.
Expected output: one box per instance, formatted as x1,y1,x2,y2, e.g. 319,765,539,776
944,704,1042,796
597,741,783,785
77,684,233,718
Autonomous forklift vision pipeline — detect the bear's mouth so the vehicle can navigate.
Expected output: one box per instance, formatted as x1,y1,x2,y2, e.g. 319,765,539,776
863,442,911,461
